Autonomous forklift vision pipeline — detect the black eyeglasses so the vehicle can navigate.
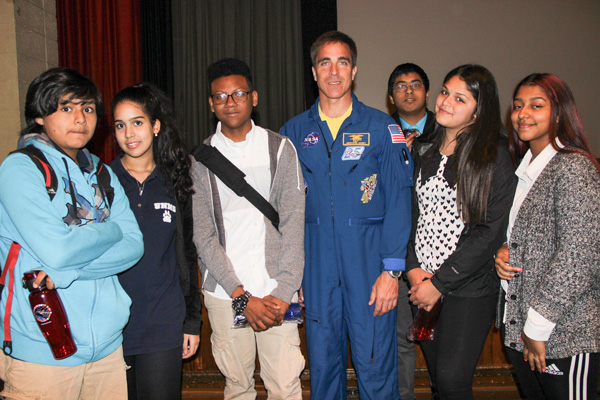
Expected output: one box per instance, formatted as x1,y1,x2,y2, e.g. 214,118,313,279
211,90,251,105
393,82,424,93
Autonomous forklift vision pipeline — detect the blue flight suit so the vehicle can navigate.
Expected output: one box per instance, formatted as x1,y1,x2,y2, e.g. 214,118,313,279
281,94,413,400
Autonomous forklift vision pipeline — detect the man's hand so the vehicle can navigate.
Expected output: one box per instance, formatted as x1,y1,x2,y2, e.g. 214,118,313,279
264,295,289,325
368,272,399,317
408,278,441,311
33,271,55,290
243,297,279,332
522,331,547,373
495,244,522,280
405,268,433,287
182,334,200,359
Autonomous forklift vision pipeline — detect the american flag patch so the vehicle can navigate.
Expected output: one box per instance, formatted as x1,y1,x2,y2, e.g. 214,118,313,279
388,124,406,143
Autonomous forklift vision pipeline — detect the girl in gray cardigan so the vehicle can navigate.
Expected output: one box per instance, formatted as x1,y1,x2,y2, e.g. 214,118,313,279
496,73,600,400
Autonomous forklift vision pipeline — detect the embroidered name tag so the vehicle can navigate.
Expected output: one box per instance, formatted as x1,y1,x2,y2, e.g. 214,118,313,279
343,132,370,146
342,146,365,161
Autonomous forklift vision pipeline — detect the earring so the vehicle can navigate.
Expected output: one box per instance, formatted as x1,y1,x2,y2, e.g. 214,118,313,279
154,133,158,137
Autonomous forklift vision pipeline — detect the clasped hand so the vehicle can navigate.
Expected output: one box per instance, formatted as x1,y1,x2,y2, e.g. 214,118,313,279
406,268,440,311
243,295,289,332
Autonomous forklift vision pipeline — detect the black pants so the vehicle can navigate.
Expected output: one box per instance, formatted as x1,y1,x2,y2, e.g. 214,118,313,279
415,294,496,400
124,346,183,400
506,347,599,400
397,277,417,400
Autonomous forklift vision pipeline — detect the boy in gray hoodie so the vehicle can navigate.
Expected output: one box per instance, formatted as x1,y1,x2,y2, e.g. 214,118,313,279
191,58,305,399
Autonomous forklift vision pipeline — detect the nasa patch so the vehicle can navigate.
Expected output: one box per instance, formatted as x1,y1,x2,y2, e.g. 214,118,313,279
342,146,365,161
302,132,320,148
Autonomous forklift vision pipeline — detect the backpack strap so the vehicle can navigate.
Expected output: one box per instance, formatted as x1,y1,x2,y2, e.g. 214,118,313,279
10,146,57,200
192,144,280,230
0,242,22,355
10,145,114,208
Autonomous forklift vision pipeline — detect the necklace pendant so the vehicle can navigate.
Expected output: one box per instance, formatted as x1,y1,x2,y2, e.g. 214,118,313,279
137,180,145,196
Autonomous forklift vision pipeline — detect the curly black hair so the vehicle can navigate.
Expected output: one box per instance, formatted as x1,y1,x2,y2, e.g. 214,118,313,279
207,58,253,94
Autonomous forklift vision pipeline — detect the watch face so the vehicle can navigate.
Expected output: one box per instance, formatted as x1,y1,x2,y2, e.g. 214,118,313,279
232,296,248,312
232,298,242,311
232,291,252,312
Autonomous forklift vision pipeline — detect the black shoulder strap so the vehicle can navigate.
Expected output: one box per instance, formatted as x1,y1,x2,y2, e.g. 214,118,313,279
10,146,58,200
192,143,279,230
10,145,114,208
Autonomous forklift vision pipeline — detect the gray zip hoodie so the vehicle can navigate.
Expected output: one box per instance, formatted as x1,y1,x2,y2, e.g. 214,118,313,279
191,129,305,303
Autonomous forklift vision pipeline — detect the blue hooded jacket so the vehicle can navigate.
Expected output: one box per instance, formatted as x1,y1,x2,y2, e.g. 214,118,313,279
0,133,143,366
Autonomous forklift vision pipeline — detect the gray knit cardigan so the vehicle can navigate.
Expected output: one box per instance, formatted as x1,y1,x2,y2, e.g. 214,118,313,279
190,129,305,304
503,152,600,359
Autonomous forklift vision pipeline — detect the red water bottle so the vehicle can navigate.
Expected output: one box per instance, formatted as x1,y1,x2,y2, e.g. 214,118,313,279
407,297,443,342
22,271,77,359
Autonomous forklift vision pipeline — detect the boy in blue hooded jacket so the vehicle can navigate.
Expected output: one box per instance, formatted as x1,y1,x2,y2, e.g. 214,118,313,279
0,68,143,399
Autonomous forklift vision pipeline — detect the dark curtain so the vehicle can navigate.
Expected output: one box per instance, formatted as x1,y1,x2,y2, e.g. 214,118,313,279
171,0,304,148
141,0,174,99
301,0,337,108
57,0,143,163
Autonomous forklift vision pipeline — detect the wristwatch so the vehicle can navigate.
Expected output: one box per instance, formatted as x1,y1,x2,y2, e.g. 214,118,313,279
388,270,402,279
232,291,252,313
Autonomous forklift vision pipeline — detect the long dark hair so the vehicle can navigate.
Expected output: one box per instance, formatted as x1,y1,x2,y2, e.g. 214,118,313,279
112,83,193,199
509,73,599,171
434,64,502,223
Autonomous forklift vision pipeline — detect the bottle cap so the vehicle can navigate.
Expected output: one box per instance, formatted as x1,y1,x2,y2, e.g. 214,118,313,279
22,270,45,291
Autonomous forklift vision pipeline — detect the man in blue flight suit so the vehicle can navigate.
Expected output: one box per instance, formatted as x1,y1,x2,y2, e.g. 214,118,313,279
281,31,413,400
